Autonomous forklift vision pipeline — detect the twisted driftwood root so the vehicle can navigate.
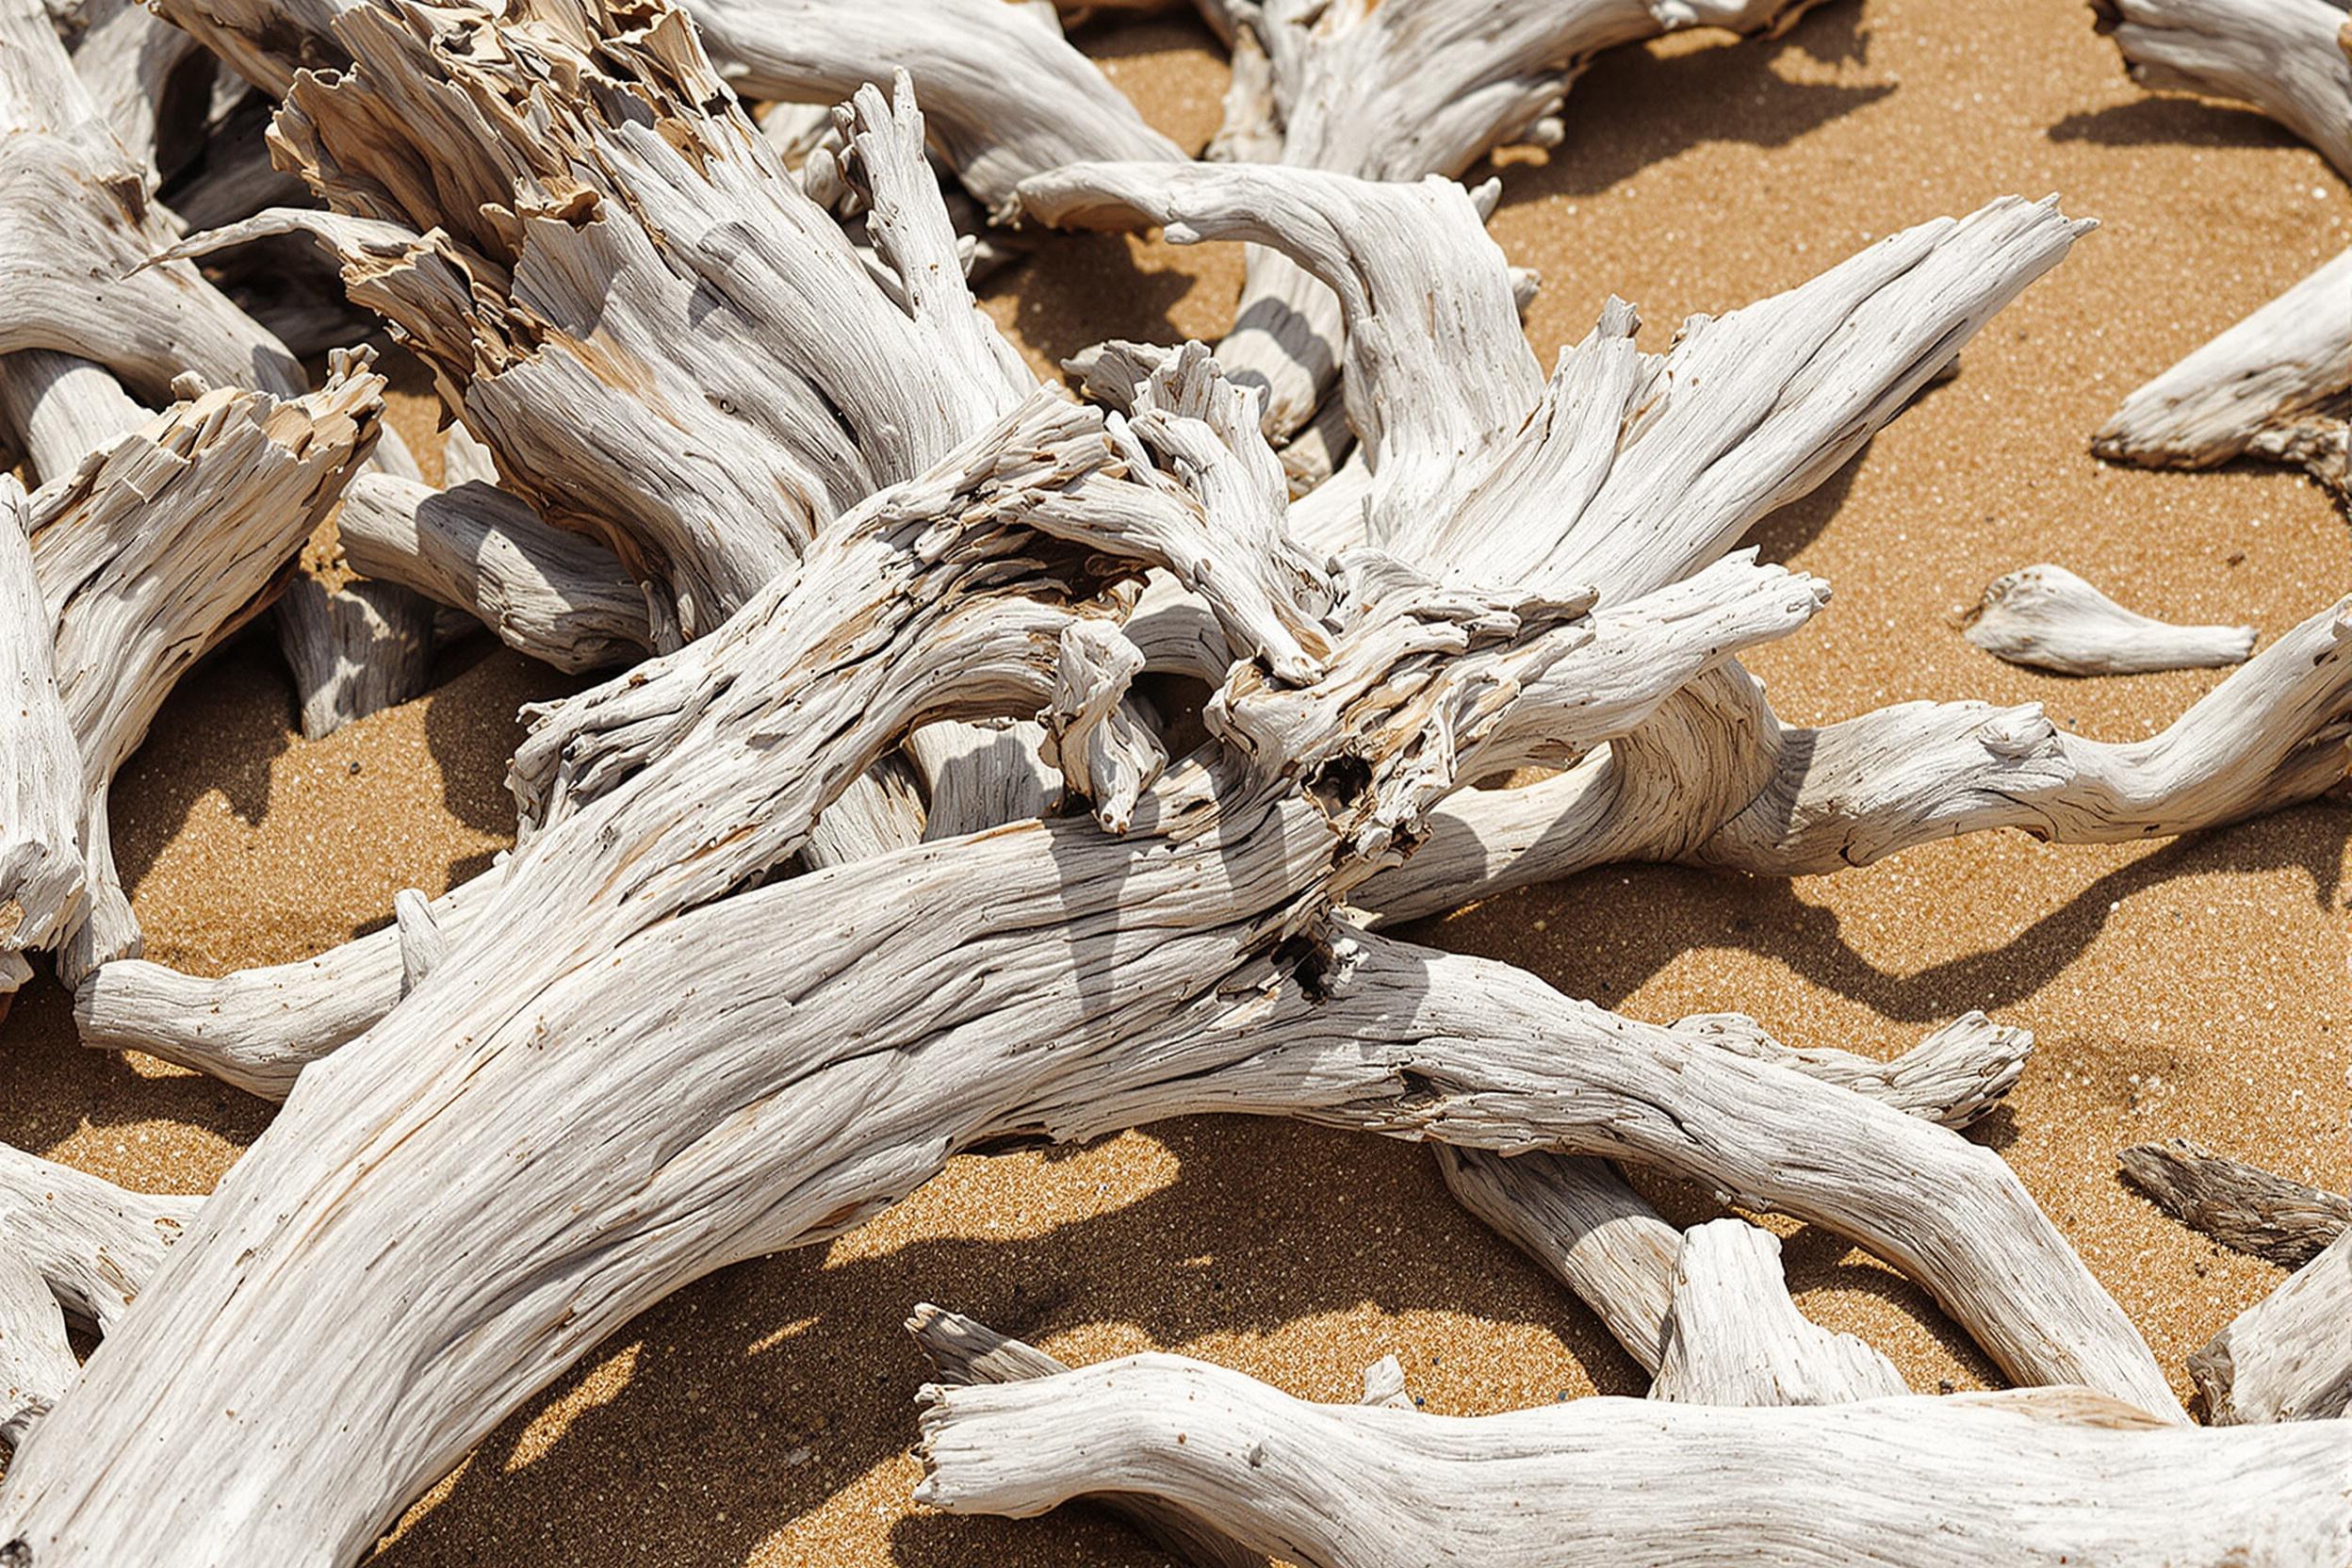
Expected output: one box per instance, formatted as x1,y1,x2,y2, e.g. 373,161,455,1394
2090,0,2352,504
914,1351,2352,1565
1965,563,2255,676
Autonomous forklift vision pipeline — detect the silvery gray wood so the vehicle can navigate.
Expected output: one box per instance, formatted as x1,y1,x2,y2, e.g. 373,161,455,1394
1648,1219,1909,1405
2121,1138,2351,1268
2191,1227,2352,1424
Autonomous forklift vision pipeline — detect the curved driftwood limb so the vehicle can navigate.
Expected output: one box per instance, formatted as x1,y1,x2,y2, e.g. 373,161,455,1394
2192,1227,2352,1424
2121,1137,2351,1268
1435,1010,2030,1374
49,0,210,178
2092,247,2352,505
907,1304,1265,1568
0,1143,199,1447
1965,563,2257,675
0,0,302,403
392,886,445,997
916,1353,2346,1565
74,871,493,1099
2092,0,2352,179
0,476,85,992
1698,592,2352,875
336,473,657,674
1650,1219,1908,1405
274,575,434,739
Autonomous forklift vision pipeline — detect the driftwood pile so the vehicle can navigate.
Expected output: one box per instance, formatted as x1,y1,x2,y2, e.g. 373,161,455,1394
0,0,2345,1563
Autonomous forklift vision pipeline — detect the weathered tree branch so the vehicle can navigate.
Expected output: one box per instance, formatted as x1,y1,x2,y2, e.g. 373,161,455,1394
914,1352,2349,1564
2191,1226,2352,1424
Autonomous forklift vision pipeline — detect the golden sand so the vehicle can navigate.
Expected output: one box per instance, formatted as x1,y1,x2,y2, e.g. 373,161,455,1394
4,1,2347,1561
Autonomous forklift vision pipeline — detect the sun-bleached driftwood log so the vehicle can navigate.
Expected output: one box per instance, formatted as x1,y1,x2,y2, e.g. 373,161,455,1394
915,1352,2351,1565
1439,1012,2029,1373
2121,1137,2351,1268
0,351,150,483
2092,0,2352,177
0,1142,197,1447
2090,0,2352,504
1649,1219,1908,1406
1964,563,2256,675
2192,1226,2352,1424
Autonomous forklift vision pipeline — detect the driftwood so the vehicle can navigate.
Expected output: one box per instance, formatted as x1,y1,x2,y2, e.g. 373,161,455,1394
42,0,2352,1553
1964,563,2256,675
0,476,85,991
2121,1137,2351,1268
1649,1219,1908,1406
2193,1227,2352,1425
1184,0,1834,484
914,1351,2352,1565
2121,1140,2352,1423
2090,0,2352,504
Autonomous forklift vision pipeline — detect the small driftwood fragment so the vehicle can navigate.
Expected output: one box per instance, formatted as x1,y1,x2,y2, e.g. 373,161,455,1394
1650,1220,1908,1406
2121,1138,2351,1268
2192,1227,2352,1424
915,1352,2352,1564
274,576,434,739
1965,563,2256,676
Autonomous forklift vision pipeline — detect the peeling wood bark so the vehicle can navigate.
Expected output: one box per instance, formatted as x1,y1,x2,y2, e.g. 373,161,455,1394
914,1353,2351,1565
2120,1137,2351,1268
2191,1227,2352,1424
1965,563,2256,676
